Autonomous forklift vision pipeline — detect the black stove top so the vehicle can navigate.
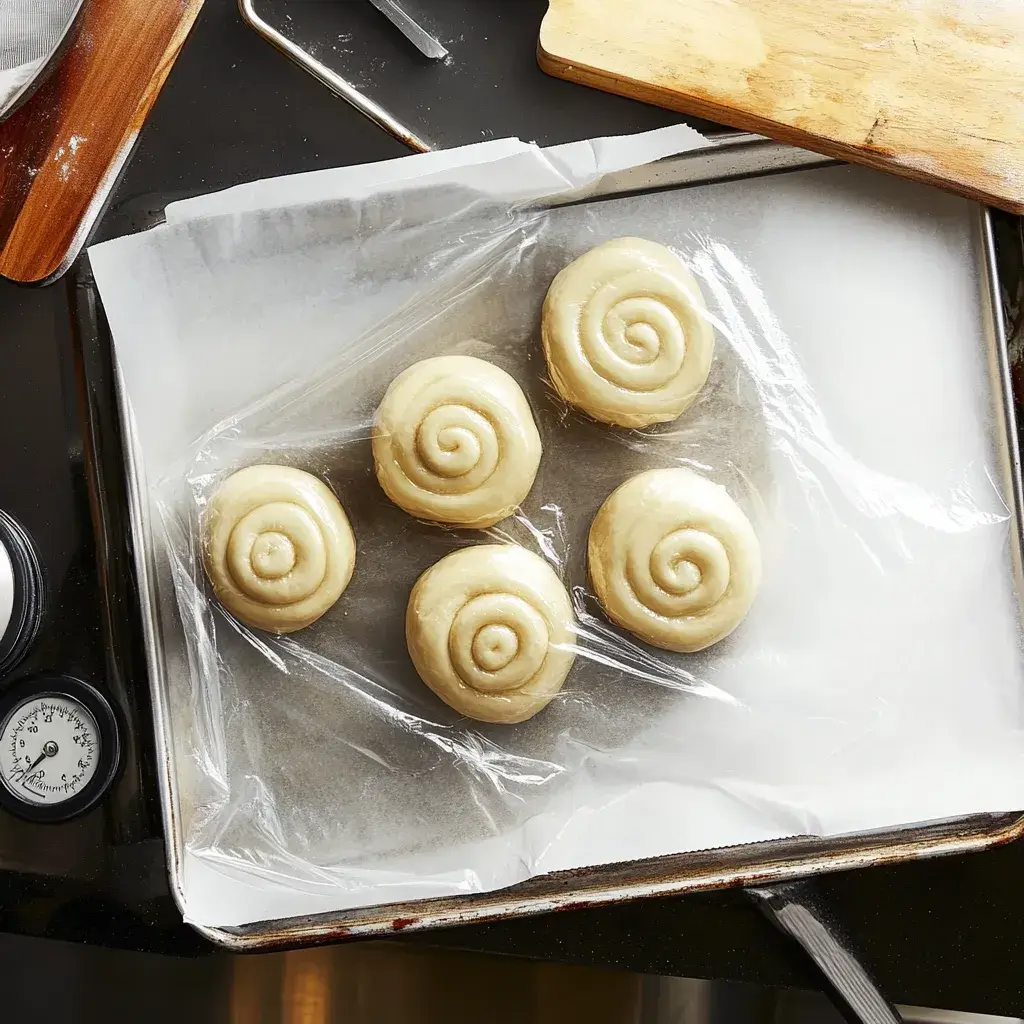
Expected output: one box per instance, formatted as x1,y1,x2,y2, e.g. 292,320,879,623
0,271,201,954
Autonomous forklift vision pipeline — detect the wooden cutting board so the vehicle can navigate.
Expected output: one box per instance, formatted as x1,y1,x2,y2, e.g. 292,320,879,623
538,0,1024,213
0,0,203,284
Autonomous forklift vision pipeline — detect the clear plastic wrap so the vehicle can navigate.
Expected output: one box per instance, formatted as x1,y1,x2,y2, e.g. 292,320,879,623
150,170,1024,922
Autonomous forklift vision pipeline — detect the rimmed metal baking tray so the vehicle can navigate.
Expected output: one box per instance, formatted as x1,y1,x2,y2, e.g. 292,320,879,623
85,133,1024,952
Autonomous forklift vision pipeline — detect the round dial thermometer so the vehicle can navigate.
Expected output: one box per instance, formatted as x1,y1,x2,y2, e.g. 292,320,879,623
0,675,120,822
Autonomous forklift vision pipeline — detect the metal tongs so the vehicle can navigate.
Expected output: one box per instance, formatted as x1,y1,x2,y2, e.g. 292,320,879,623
238,0,443,152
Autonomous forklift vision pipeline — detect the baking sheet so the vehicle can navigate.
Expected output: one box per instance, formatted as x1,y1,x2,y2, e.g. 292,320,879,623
89,133,1024,929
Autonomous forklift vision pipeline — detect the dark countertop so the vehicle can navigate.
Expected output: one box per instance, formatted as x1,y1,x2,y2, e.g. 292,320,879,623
2,0,1023,1016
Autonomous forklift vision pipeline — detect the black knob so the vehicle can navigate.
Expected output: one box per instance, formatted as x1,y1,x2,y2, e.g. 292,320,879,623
0,510,44,679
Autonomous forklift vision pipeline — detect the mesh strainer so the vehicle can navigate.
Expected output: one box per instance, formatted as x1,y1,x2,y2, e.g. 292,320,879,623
0,0,85,121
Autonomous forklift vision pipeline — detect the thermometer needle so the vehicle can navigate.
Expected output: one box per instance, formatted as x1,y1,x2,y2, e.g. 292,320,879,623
21,741,56,787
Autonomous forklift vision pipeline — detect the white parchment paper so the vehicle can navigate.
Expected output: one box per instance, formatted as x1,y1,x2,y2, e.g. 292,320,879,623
89,129,1024,929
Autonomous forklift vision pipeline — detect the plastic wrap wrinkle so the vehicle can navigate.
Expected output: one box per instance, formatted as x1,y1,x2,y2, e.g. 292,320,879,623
89,140,1024,928
163,124,707,226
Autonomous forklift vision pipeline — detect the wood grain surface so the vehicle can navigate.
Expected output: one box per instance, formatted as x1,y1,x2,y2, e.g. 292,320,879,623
539,0,1024,213
0,0,203,284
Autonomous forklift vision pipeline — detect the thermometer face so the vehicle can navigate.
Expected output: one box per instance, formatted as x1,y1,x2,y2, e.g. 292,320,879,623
0,695,100,805
0,677,119,822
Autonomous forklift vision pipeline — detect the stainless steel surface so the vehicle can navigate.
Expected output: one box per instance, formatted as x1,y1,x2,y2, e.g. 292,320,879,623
5,928,1021,1024
366,0,448,60
237,0,433,153
113,134,1024,950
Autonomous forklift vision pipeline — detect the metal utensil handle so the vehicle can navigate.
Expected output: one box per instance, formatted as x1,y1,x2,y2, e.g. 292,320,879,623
366,0,448,60
237,0,433,153
747,881,902,1024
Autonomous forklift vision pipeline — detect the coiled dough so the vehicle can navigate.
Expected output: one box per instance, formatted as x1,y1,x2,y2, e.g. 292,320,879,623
373,356,542,529
203,465,356,633
542,237,715,428
406,545,576,723
588,468,761,652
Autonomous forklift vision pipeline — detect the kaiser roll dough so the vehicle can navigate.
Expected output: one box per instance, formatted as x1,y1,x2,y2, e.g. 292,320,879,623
203,465,356,633
406,545,576,724
588,468,761,652
542,237,715,428
373,355,542,528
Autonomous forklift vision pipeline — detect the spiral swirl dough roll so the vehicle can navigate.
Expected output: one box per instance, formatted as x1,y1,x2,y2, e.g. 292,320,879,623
373,356,543,528
589,468,761,653
406,545,576,724
203,465,356,634
542,237,715,428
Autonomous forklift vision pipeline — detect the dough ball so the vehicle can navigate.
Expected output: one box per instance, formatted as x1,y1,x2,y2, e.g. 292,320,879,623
203,465,356,633
406,545,576,724
588,468,761,652
373,356,543,528
542,237,715,428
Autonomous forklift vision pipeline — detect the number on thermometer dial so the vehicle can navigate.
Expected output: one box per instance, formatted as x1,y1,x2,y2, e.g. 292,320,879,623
1,696,100,804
